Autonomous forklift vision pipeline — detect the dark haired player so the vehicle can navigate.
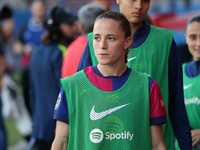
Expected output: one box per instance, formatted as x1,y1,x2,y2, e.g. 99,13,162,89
52,11,167,150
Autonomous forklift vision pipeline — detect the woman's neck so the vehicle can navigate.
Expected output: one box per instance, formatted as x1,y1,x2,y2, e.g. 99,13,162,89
97,64,127,77
130,21,143,37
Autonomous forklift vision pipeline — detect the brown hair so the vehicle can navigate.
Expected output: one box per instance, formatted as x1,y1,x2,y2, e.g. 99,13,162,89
95,11,132,63
185,15,200,30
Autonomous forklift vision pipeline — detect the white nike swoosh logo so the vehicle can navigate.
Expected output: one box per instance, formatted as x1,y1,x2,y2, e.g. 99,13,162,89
128,57,136,62
184,84,192,90
90,103,130,120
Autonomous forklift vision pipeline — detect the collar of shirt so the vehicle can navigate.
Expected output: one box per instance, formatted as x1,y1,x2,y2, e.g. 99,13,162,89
92,65,131,79
185,60,200,77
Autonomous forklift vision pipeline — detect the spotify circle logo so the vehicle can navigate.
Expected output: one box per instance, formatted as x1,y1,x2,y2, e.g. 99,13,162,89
90,129,103,143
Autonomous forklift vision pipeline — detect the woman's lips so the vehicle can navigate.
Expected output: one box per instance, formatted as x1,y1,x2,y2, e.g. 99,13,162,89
132,12,141,17
99,53,109,58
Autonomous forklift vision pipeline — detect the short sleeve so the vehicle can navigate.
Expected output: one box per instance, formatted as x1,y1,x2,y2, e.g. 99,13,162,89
54,86,69,124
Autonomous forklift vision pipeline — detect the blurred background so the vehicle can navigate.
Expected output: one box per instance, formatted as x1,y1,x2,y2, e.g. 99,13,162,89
2,0,200,62
0,0,199,149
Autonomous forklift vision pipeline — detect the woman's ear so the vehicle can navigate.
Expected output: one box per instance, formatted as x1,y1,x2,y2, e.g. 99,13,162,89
124,37,133,49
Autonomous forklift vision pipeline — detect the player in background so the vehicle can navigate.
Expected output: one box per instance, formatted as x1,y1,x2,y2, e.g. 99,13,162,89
175,15,200,150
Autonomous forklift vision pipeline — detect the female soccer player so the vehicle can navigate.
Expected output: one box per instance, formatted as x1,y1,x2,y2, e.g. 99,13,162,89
176,15,200,150
52,11,167,150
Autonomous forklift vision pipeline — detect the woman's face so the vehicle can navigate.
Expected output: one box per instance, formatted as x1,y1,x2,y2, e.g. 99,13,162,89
1,18,14,39
31,1,46,21
116,0,150,25
59,22,77,41
185,21,200,61
93,18,132,67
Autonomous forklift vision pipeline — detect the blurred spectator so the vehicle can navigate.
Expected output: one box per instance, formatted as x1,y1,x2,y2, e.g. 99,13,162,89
61,3,106,78
0,4,21,74
175,15,200,150
0,4,33,150
0,4,12,150
28,6,77,150
91,0,111,11
0,93,6,150
13,0,46,116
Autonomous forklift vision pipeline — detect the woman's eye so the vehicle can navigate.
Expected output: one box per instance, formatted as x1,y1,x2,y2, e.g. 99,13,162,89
94,37,100,41
189,35,196,40
108,37,115,41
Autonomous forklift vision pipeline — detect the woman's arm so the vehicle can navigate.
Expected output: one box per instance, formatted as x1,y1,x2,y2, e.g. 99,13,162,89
151,124,166,150
51,121,69,150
